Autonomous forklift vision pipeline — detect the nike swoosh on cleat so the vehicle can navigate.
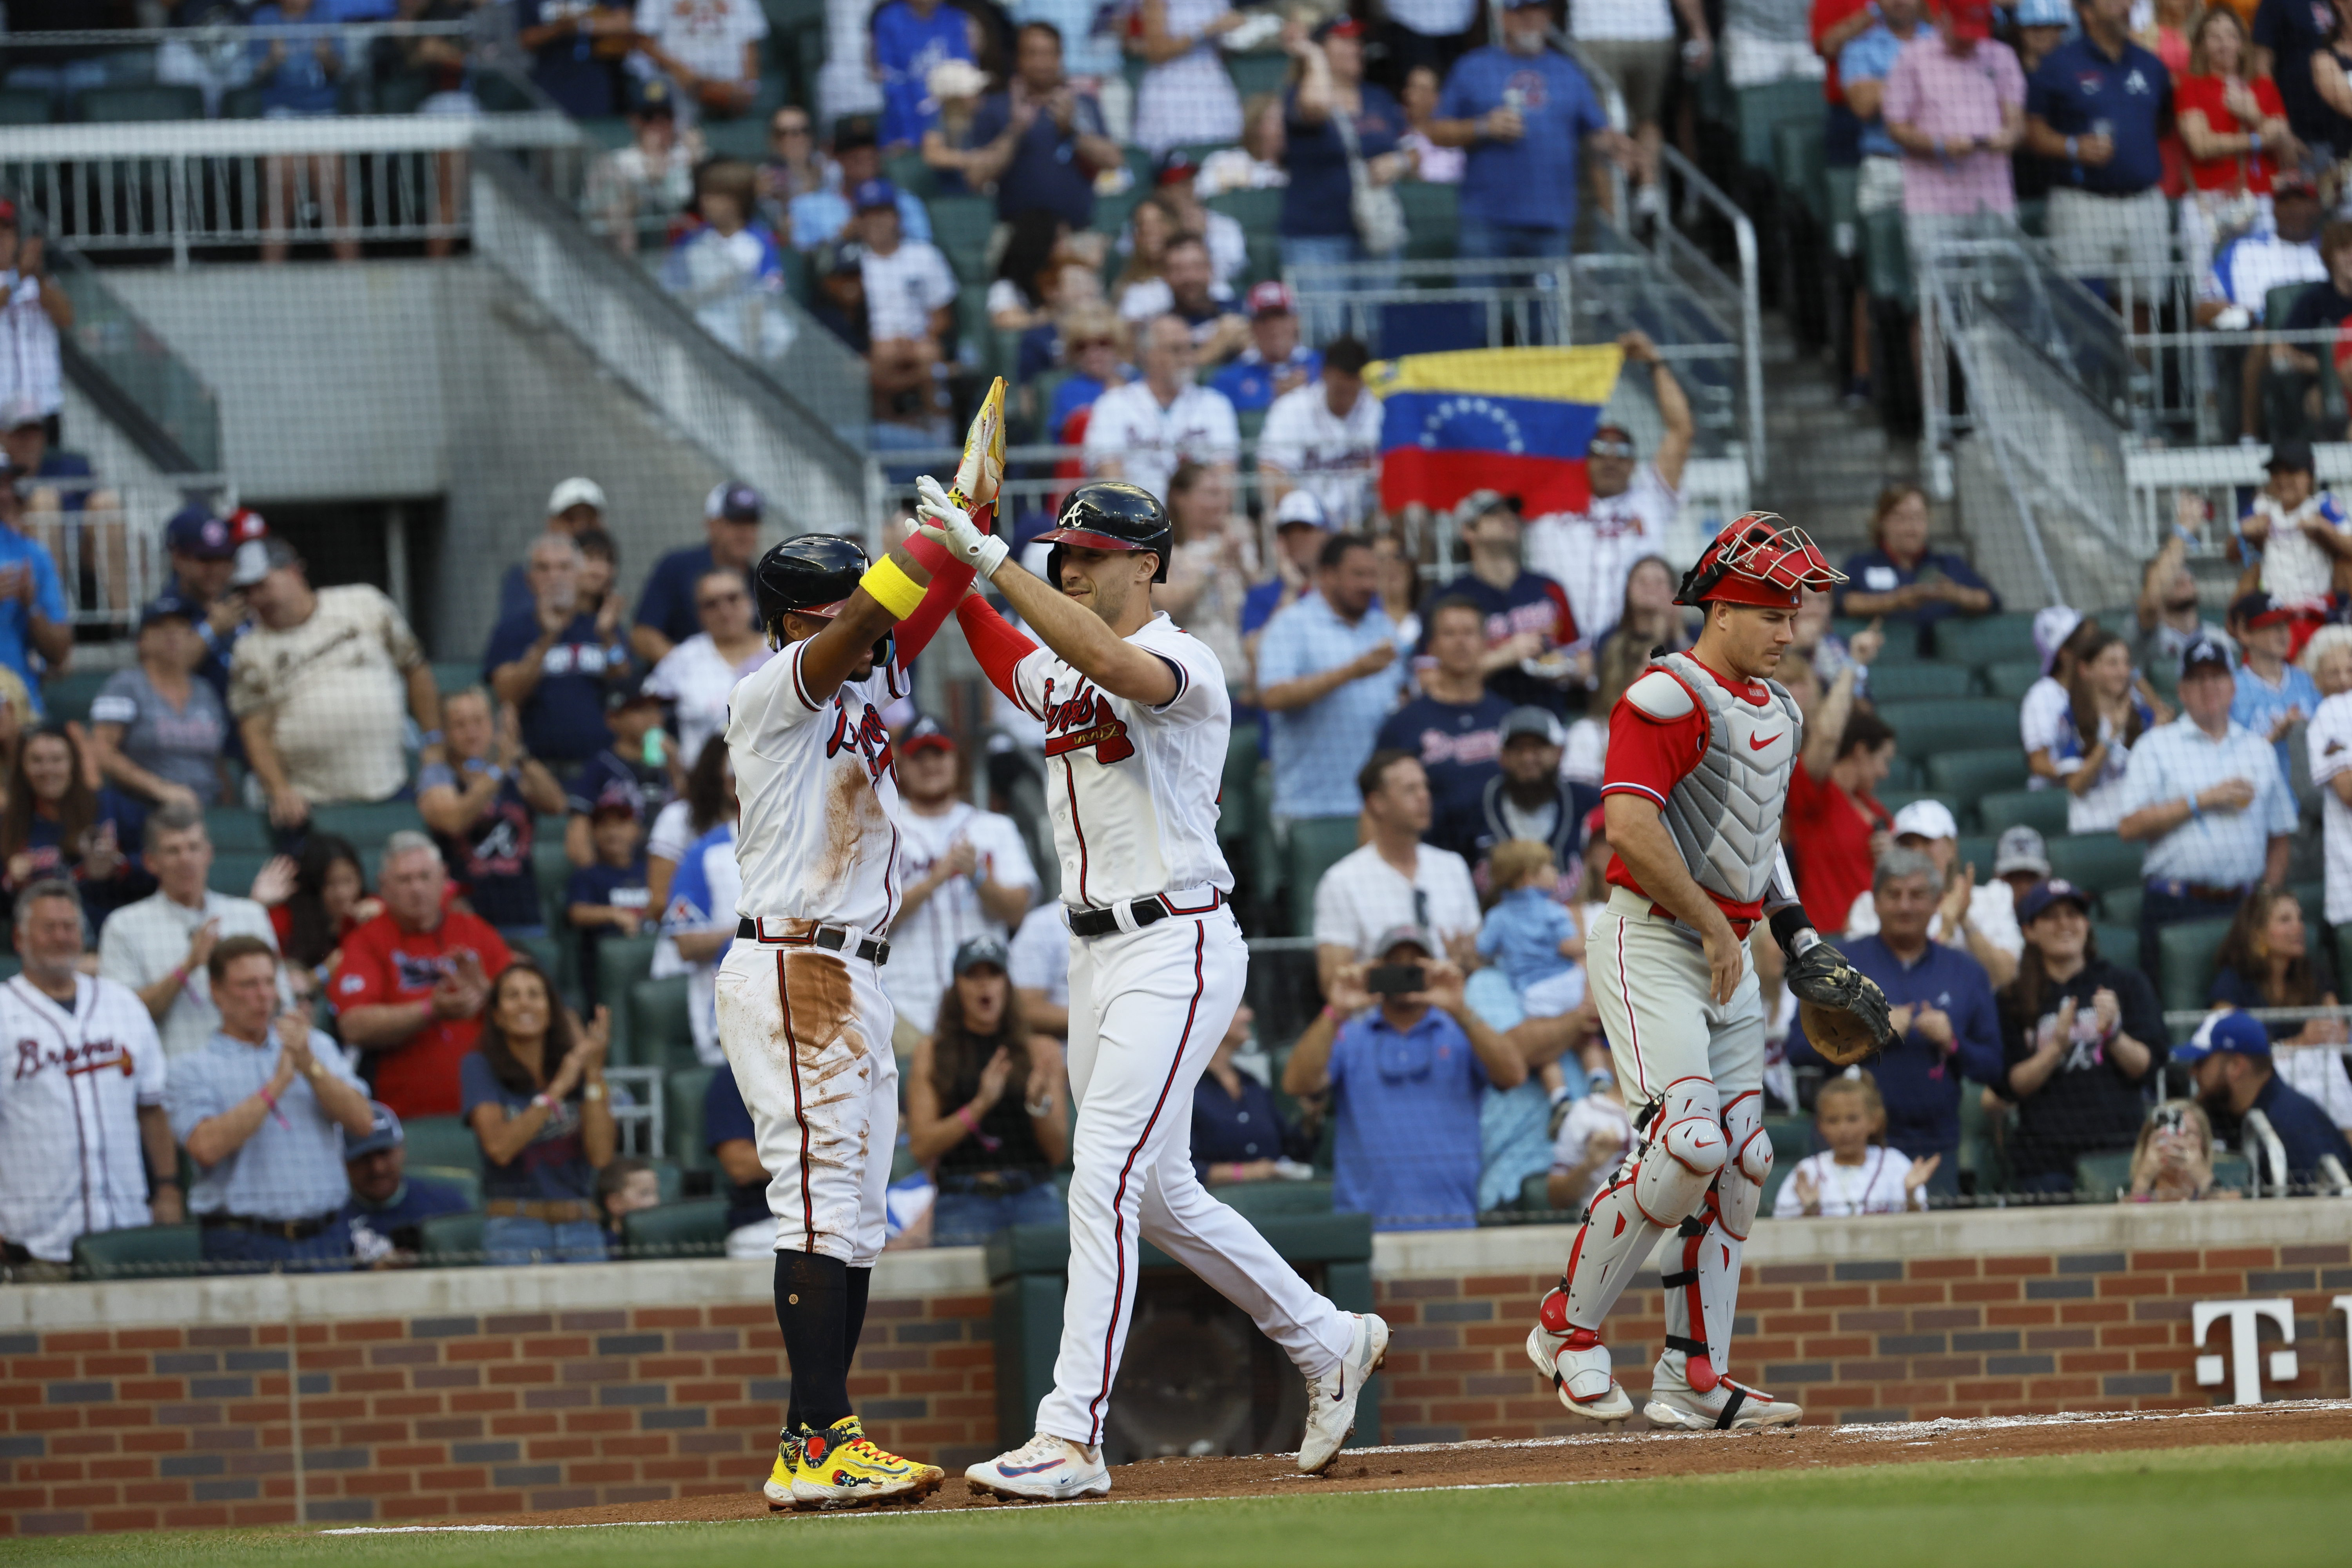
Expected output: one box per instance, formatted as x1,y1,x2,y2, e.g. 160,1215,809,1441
997,1459,1073,1477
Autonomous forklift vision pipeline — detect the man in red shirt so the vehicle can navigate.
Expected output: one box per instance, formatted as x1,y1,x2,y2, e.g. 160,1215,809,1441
1784,697,1897,931
330,831,512,1120
1525,514,1867,1432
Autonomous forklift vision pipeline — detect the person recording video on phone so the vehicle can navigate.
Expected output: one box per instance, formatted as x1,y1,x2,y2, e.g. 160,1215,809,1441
1281,924,1532,1232
484,533,636,774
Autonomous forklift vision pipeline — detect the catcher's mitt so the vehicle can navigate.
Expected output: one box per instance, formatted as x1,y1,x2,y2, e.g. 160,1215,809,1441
1788,938,1896,1068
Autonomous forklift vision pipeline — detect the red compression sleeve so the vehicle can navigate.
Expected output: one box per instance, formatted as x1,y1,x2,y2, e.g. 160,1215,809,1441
889,501,993,664
955,593,1039,707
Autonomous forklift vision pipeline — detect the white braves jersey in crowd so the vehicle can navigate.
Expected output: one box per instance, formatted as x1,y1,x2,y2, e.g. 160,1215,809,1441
1010,613,1233,908
884,800,1039,1037
1523,464,1680,648
0,975,167,1262
725,637,911,935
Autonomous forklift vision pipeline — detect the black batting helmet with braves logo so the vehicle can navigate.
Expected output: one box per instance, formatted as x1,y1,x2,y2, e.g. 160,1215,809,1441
1038,480,1172,584
753,534,891,662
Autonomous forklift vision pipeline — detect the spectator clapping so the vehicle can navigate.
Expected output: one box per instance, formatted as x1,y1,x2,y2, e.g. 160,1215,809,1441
463,962,615,1264
1773,1073,1937,1216
1258,536,1404,828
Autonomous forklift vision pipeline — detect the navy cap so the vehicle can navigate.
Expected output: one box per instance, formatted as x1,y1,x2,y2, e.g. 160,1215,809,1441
851,178,899,212
626,75,675,117
2266,436,2315,474
345,1101,404,1160
606,669,661,713
2016,878,2093,924
2172,1010,2271,1065
164,504,235,561
706,481,764,523
139,591,201,630
832,113,881,151
952,934,1009,976
2180,632,2233,676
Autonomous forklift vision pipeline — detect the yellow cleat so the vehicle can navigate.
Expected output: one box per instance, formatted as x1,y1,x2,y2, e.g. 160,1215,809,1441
790,1416,944,1510
950,376,1007,513
761,1426,806,1511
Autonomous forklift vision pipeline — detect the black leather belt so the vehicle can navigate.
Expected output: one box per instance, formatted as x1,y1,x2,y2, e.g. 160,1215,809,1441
737,919,890,965
1066,889,1221,938
200,1210,342,1241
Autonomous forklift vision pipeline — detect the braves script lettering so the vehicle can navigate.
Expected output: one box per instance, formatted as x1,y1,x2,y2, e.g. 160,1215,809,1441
1039,677,1133,764
824,702,896,783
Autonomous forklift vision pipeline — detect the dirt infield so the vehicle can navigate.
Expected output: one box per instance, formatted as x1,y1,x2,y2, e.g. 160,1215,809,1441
354,1401,2352,1532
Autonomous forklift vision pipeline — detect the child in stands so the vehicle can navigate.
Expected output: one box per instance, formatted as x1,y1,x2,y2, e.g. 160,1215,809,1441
1774,1074,1938,1217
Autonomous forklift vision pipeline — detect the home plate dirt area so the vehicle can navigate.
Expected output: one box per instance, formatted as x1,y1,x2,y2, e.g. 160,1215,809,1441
355,1401,2352,1530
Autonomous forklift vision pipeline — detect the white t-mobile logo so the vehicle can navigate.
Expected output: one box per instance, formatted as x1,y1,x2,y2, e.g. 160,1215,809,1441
2192,1299,2300,1405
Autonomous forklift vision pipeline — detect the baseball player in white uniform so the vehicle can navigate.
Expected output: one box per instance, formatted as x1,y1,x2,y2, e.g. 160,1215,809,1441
0,879,179,1278
1523,516,1889,1431
894,476,1388,1501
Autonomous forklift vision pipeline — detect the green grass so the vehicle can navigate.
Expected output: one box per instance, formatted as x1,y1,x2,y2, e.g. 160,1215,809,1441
8,1442,2347,1568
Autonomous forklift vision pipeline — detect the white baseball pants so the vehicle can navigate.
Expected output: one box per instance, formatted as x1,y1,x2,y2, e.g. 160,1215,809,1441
714,940,898,1267
1035,908,1356,1449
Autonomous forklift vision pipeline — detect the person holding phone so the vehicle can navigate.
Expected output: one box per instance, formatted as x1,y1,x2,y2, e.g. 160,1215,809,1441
484,532,633,774
1281,924,1531,1235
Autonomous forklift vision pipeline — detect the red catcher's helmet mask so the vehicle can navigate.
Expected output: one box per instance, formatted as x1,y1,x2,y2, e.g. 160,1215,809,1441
1674,512,1846,609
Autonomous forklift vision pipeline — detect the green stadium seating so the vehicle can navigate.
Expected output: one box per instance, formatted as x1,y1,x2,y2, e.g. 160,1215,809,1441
1091,186,1143,238
1121,143,1156,191
1877,789,1959,823
73,1224,200,1281
1923,748,2031,801
1931,612,2042,668
1285,817,1362,938
408,1165,482,1211
1205,185,1284,238
418,1210,485,1268
1772,117,1827,223
2049,833,2144,896
40,670,111,724
1953,835,1996,876
1397,180,1459,263
208,851,274,901
2098,886,2140,930
2288,881,2326,927
532,838,576,927
203,808,273,853
1981,659,2045,700
1976,787,2069,838
597,934,662,1060
1958,1084,2007,1195
1226,49,1291,101
2073,1150,2133,1200
666,1063,718,1173
2156,917,2234,1013
310,801,425,847
884,151,935,199
1867,662,1974,701
0,88,52,124
1209,1180,1333,1224
1879,699,2023,758
2092,923,2139,967
629,975,696,1070
926,194,997,283
1833,615,1922,660
402,1114,484,1178
78,83,204,122
621,1197,729,1259
430,660,480,697
1860,207,1913,312
1734,78,1822,172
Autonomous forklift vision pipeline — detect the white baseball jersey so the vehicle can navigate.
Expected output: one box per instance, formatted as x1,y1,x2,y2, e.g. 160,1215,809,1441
2308,690,2352,924
1009,613,1233,908
1771,1147,1917,1217
1008,900,1072,1009
0,975,167,1263
725,637,911,933
1523,464,1680,650
884,801,1039,1037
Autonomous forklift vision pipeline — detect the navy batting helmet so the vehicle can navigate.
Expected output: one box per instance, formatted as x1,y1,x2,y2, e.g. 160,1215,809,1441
753,534,890,661
1038,481,1172,584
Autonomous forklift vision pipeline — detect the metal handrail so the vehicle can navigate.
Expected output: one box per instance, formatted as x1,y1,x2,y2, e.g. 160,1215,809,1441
1653,143,1763,477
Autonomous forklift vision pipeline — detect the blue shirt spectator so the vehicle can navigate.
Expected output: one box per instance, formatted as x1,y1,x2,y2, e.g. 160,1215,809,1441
565,839,650,1004
703,1061,768,1236
516,0,630,117
1476,884,1576,993
1311,995,1492,1231
1437,30,1610,242
1419,568,1578,715
1211,343,1322,413
1839,11,1931,162
1281,80,1405,240
788,183,934,251
635,487,762,658
2118,714,2297,887
0,505,67,710
1192,1035,1309,1178
871,0,975,149
340,1100,471,1258
1785,860,2005,1173
1255,541,1406,819
250,3,344,118
2027,29,2173,195
2243,1064,2352,1182
966,30,1111,229
481,608,627,766
2231,656,2321,780
343,1173,468,1256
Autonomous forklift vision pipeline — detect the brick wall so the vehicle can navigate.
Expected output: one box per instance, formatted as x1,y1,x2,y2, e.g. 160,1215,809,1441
7,1205,2351,1536
1374,1240,2352,1441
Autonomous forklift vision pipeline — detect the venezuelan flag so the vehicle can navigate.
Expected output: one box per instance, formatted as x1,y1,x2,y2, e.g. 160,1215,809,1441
1368,344,1624,516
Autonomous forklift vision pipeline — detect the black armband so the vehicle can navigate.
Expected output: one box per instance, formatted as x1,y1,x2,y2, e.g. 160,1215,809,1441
1769,906,1819,958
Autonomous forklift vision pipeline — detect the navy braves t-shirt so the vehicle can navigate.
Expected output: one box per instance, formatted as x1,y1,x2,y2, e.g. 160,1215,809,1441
459,1052,595,1203
2025,35,2174,195
1281,83,1405,239
1420,571,1579,713
565,854,650,1002
1377,692,1512,860
480,608,624,764
421,761,544,931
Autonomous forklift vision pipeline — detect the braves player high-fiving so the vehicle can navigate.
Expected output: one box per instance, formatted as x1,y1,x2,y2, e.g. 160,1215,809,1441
882,477,1388,1501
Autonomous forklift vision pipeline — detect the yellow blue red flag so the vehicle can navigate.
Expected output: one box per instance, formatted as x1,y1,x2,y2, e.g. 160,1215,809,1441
1368,344,1624,515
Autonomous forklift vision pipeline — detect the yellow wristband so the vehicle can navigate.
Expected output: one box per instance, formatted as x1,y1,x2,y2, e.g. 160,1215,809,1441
860,556,926,620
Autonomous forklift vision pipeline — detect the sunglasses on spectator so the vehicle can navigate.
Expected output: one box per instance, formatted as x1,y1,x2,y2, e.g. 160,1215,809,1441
1587,439,1635,458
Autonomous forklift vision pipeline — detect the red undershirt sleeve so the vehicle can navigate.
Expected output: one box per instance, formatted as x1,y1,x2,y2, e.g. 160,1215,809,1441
955,593,1040,708
890,499,995,665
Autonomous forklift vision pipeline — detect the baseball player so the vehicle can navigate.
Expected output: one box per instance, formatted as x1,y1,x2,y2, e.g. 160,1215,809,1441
1523,515,1893,1430
891,477,1389,1502
719,422,1009,1506
0,879,179,1279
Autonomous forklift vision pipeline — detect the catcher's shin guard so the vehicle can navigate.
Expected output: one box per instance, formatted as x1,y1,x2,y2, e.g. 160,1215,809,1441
1562,1078,1724,1330
1658,1094,1771,1392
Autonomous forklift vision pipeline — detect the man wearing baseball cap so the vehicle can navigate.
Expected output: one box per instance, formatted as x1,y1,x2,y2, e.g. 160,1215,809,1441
496,477,607,622
1464,705,1602,879
340,1102,471,1267
1424,490,1580,713
848,177,960,447
2024,0,2173,294
2227,588,2321,776
1990,824,2053,909
2116,632,2295,972
1208,281,1322,414
2195,173,2323,401
2176,1011,2352,1188
632,480,762,666
1838,799,2023,985
1882,0,2026,263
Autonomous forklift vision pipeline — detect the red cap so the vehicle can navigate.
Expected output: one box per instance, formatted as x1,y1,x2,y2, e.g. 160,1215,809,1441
1945,0,1993,41
1246,279,1294,318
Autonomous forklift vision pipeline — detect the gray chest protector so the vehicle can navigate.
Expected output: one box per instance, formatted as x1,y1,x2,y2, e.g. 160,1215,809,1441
1642,652,1804,906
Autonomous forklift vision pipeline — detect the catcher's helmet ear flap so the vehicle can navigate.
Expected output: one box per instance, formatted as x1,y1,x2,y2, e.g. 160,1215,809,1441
1038,480,1171,583
753,533,870,640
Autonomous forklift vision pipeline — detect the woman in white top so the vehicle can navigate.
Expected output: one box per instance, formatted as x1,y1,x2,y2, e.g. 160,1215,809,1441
1157,460,1259,681
1773,1076,1935,1217
1196,92,1290,196
1397,65,1462,184
644,569,772,767
2044,631,2152,835
1130,0,1247,154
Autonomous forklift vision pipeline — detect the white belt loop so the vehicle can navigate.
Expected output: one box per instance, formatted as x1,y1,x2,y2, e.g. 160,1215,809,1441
1112,900,1143,935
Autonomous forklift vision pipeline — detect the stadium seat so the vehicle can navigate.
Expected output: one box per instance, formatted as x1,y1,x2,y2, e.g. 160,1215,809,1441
2049,833,2144,896
431,660,480,696
1976,787,2069,838
73,1224,200,1281
926,194,997,283
1206,185,1284,240
40,670,112,724
885,151,935,199
1865,662,1974,702
1762,1113,1812,1163
1879,699,2023,758
1397,181,1459,263
2156,917,2234,1013
1285,818,1363,938
1876,789,1959,824
1834,615,1922,661
418,1210,485,1268
1930,612,2042,668
310,801,425,847
621,1197,729,1259
203,808,273,853
1958,1084,2008,1196
1091,186,1143,239
408,1165,482,1211
1733,78,1822,172
208,851,274,901
1209,1180,1333,1222
402,1114,485,1178
1860,207,1913,313
1953,834,1996,875
1981,659,2045,700
1772,118,1827,224
666,1063,718,1173
629,974,697,1070
2097,886,2140,930
532,838,575,927
2091,923,2138,968
2212,1152,2250,1192
0,87,52,124
1925,749,2032,804
77,83,205,122
1226,49,1290,100
2073,1151,2133,1200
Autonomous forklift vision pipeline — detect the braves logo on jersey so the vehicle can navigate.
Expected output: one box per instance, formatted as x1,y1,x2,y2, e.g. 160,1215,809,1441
824,701,896,783
1039,677,1134,764
13,1036,134,1082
